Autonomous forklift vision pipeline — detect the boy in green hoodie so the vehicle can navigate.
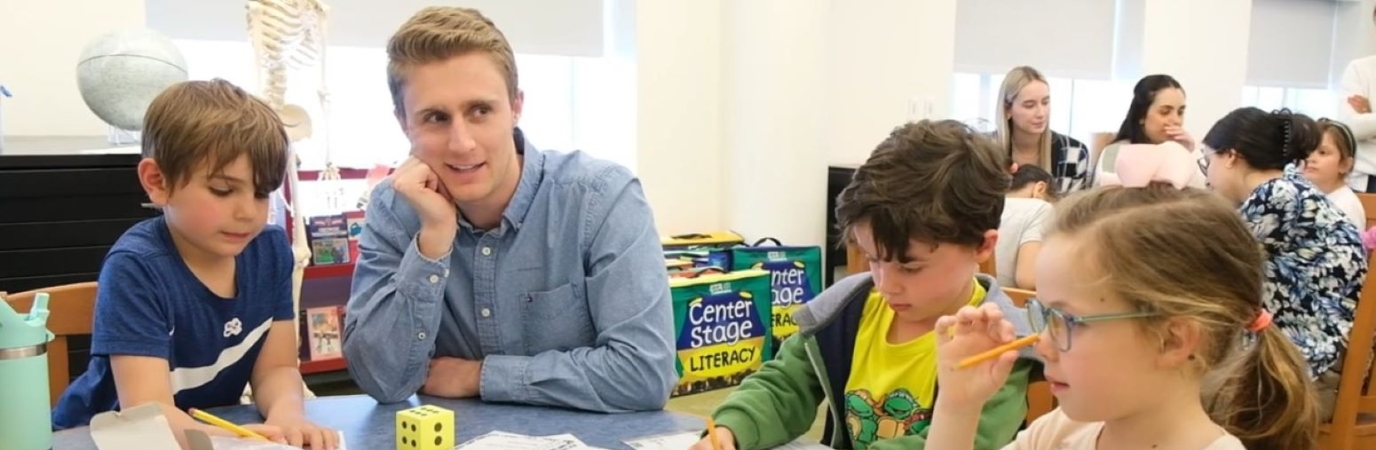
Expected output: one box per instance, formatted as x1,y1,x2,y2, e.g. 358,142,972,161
690,120,1038,450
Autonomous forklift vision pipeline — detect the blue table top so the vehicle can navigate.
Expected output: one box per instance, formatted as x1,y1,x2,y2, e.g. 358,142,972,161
54,395,707,450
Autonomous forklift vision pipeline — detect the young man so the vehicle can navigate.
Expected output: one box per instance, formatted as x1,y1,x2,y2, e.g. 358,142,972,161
690,120,1037,450
51,80,337,450
1340,5,1376,193
344,7,676,412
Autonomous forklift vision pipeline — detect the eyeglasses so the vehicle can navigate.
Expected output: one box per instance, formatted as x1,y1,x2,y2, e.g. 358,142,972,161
1197,153,1210,174
1027,298,1159,352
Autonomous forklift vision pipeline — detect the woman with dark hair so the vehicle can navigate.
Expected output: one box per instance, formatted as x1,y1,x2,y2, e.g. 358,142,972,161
1200,107,1366,421
1095,74,1206,188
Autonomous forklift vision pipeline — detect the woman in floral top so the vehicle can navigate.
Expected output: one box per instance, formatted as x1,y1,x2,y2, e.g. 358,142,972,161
1199,107,1367,420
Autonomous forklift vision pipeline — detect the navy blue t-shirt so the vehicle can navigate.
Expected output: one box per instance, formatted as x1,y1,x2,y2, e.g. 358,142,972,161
52,216,295,429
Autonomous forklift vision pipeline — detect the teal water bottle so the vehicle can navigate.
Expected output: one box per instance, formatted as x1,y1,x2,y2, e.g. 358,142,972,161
0,292,54,450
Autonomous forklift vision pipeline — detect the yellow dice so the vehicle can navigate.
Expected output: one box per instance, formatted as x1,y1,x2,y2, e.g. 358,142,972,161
396,405,455,450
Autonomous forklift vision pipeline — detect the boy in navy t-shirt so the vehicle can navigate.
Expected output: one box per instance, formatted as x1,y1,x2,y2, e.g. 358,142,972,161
52,79,337,450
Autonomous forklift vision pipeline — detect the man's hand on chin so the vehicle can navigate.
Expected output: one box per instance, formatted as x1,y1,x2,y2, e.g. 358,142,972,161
421,357,483,398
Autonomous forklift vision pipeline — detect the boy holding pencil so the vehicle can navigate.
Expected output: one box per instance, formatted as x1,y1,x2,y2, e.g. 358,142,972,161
50,80,337,450
690,120,1039,450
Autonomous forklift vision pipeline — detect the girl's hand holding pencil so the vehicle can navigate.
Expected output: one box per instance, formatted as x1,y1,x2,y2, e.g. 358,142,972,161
934,303,1038,412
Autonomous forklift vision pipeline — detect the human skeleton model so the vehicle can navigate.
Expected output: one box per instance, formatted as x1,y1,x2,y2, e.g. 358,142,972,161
245,0,335,399
247,0,338,319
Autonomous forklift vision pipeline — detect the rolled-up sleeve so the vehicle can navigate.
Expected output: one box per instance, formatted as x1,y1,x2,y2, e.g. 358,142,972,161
343,186,453,403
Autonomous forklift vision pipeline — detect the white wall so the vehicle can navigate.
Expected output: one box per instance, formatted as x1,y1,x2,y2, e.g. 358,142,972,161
1,0,146,136
829,0,957,167
720,0,830,248
636,0,724,236
1139,0,1253,136
637,0,959,246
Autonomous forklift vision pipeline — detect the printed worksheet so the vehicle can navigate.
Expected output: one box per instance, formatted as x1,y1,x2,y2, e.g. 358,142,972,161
624,431,829,450
457,431,592,450
206,435,348,450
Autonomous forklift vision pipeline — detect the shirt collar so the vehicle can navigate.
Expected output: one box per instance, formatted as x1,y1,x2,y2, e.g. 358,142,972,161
500,127,543,231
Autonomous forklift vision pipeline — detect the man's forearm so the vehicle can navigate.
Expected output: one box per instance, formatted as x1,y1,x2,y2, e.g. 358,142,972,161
345,235,451,403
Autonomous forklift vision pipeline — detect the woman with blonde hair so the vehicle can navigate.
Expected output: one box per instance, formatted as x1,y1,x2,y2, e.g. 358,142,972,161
995,66,1093,193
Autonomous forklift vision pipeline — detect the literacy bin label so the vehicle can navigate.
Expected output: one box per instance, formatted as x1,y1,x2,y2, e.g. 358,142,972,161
755,259,816,338
670,270,772,395
732,246,823,342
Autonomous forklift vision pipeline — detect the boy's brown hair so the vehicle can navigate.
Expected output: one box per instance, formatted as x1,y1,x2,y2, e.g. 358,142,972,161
386,7,518,118
141,78,288,197
835,120,1010,261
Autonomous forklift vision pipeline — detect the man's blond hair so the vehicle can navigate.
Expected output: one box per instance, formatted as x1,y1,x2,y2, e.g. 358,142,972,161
386,7,518,117
142,79,288,196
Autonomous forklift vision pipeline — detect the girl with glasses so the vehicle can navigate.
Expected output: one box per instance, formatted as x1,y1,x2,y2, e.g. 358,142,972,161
926,185,1319,450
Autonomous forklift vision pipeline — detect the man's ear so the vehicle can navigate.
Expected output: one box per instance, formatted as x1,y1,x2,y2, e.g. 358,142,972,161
138,158,170,206
511,89,525,124
1158,317,1202,368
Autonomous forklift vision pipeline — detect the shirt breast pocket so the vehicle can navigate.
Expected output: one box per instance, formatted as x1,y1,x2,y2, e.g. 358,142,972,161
519,281,596,354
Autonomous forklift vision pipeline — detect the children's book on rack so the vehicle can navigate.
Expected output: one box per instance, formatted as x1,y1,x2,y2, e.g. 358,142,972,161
306,214,352,265
301,306,344,361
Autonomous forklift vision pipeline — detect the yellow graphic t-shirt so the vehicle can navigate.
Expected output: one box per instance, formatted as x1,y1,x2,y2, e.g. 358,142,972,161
843,280,986,450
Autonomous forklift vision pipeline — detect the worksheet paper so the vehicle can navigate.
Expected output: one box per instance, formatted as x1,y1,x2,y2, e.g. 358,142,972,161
624,431,829,450
456,431,609,450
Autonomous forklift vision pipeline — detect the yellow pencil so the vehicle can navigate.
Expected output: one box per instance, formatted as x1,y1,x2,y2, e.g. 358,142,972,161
188,408,269,441
705,417,723,450
956,334,1040,369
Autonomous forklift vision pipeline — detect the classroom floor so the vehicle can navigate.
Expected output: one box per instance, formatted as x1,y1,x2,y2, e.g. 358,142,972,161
308,379,828,442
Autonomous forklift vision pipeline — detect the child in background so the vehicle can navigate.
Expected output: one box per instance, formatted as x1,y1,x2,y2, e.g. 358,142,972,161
1200,107,1366,419
1304,119,1367,227
689,120,1036,450
51,79,337,450
997,165,1055,289
928,184,1319,450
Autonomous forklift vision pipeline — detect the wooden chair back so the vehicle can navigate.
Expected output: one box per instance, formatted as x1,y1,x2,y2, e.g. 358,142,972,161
1320,193,1376,449
3,282,97,406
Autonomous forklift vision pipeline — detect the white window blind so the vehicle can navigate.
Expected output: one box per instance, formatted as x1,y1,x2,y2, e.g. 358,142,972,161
1247,0,1336,89
146,0,606,57
953,0,1117,79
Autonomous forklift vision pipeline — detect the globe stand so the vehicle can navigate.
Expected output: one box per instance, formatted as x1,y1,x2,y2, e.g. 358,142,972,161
106,126,141,146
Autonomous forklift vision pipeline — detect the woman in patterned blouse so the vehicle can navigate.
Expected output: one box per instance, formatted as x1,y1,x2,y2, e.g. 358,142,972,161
1199,107,1367,420
994,66,1093,194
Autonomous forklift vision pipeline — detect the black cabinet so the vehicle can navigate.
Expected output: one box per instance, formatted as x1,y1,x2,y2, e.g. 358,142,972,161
825,165,856,287
0,153,158,293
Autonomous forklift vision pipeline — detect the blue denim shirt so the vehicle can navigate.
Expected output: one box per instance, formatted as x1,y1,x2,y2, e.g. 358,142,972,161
344,129,677,412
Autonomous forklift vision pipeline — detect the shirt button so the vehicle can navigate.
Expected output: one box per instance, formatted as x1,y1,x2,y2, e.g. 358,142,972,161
481,247,492,256
428,274,439,284
417,332,427,340
443,268,450,277
481,308,491,318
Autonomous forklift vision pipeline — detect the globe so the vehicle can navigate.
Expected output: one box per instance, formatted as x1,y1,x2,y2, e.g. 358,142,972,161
76,28,189,131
